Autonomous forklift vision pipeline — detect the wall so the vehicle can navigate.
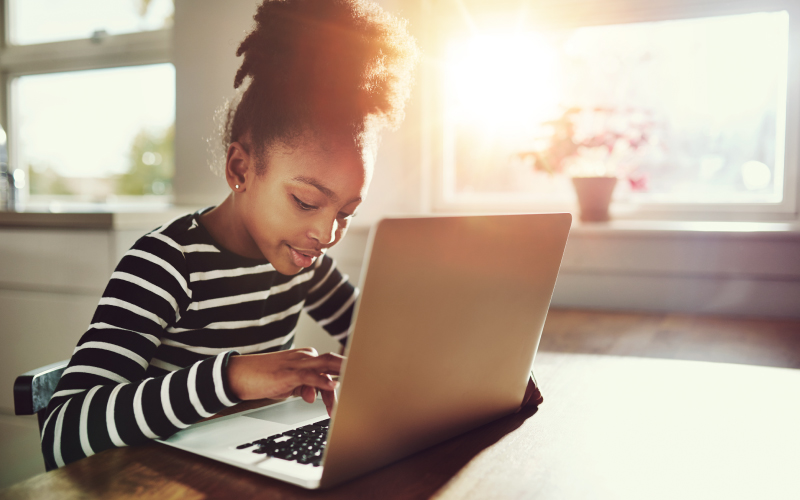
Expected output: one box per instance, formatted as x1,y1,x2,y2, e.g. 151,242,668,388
172,0,259,206
556,226,800,318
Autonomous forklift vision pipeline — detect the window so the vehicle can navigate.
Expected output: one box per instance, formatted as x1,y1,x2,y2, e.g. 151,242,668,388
1,0,174,211
9,0,173,45
430,0,799,219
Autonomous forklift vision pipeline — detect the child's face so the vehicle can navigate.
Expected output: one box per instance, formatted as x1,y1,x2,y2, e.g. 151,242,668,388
237,135,372,275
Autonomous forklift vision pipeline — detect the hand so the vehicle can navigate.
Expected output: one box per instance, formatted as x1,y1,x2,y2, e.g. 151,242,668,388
521,375,544,408
226,348,343,416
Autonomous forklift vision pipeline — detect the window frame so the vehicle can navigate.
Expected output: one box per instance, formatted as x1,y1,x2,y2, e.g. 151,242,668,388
0,0,173,208
423,0,800,222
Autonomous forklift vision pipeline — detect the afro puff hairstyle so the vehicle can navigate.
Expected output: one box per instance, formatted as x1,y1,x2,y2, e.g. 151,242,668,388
221,0,419,164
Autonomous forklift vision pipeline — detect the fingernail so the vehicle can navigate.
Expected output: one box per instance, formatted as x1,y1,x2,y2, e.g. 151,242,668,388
328,380,338,389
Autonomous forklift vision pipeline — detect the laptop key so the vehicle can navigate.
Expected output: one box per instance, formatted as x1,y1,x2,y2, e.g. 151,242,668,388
239,420,330,466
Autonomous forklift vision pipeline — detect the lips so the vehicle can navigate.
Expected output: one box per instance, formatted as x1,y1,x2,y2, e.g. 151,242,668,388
288,245,320,268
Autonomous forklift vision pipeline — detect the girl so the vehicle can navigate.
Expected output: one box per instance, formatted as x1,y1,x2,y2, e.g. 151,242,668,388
41,0,542,471
41,0,419,470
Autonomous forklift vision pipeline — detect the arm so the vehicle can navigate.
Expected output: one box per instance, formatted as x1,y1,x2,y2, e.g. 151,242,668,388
42,231,346,469
41,233,239,469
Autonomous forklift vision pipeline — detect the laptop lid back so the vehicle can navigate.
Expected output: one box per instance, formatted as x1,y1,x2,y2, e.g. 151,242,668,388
320,213,571,487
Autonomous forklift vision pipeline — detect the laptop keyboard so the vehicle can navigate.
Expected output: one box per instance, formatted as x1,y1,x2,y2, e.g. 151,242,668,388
235,418,330,467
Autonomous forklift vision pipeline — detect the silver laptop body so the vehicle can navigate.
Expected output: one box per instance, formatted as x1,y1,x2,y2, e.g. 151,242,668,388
158,213,572,489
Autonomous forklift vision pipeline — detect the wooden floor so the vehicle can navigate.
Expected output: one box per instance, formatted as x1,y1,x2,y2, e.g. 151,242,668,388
539,308,800,369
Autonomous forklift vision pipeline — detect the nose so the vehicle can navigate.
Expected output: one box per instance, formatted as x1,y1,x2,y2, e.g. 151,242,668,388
310,216,338,247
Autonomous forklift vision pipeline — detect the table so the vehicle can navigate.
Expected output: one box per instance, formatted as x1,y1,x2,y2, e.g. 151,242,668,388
2,352,799,500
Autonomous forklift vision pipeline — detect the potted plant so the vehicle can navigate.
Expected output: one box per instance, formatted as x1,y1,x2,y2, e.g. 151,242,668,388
518,107,653,222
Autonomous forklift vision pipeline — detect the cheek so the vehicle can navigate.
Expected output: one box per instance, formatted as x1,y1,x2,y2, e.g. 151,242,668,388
266,210,305,244
243,190,297,244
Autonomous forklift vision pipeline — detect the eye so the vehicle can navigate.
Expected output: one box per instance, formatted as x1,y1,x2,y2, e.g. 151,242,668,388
292,195,317,211
338,211,357,221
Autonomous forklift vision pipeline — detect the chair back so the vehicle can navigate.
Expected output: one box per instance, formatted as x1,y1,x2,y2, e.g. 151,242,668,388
14,360,69,438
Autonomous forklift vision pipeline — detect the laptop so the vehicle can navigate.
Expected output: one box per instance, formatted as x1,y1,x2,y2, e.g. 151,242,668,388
158,213,572,489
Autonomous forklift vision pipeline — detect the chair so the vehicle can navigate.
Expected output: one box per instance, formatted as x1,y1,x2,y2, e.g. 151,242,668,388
13,360,69,471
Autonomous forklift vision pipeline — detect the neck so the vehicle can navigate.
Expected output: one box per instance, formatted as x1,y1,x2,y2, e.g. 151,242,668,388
200,195,264,260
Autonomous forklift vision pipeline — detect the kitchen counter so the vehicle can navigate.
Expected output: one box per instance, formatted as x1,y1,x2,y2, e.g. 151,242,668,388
0,206,203,230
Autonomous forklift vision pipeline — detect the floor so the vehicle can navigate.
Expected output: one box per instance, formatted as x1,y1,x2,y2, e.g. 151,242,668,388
2,308,799,489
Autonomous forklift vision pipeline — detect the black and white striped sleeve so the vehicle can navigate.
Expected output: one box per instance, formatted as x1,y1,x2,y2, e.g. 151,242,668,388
41,233,241,470
303,255,358,344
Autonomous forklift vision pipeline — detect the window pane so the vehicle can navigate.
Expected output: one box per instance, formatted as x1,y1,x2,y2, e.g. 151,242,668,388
443,11,789,205
9,0,173,45
14,64,175,202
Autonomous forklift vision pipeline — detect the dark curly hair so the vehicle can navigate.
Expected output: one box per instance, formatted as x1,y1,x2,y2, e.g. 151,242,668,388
219,0,419,169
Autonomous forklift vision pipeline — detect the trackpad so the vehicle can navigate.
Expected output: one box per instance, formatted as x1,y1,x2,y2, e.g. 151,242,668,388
245,398,327,425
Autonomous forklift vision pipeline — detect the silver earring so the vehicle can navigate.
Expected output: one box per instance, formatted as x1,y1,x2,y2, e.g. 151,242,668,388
235,184,240,189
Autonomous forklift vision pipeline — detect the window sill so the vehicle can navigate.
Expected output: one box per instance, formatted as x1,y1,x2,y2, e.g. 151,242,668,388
568,219,800,241
0,205,201,230
3,206,799,242
349,213,800,240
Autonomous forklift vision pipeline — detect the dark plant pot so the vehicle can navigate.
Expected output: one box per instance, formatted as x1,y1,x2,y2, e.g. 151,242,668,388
571,176,618,222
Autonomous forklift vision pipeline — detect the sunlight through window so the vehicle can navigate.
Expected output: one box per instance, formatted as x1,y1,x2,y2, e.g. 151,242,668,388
13,65,175,204
445,34,559,130
441,11,790,206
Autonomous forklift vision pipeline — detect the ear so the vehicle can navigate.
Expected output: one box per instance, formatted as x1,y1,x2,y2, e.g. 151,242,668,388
225,142,253,192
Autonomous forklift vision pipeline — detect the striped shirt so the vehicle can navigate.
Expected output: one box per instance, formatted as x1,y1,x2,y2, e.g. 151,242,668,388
41,209,357,469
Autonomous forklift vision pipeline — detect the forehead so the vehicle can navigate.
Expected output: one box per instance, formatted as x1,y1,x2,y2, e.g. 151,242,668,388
265,134,373,195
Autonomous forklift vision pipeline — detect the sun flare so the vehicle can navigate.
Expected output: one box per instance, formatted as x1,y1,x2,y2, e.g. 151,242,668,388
444,33,559,131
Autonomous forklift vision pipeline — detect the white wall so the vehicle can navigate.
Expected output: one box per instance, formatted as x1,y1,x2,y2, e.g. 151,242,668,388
173,0,261,207
555,226,800,318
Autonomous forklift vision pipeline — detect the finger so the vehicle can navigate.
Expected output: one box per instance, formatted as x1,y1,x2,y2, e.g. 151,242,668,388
300,385,316,404
302,347,319,356
296,352,344,375
321,388,337,417
296,369,339,392
293,347,318,356
297,351,344,363
280,347,319,360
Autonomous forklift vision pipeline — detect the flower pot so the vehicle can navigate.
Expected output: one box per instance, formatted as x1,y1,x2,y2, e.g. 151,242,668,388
571,176,617,222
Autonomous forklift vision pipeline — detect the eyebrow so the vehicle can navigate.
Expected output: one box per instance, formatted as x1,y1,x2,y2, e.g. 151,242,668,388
291,176,361,205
